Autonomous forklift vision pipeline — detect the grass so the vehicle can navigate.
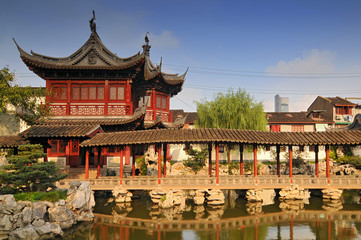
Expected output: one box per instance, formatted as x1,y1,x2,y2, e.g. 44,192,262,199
14,190,67,203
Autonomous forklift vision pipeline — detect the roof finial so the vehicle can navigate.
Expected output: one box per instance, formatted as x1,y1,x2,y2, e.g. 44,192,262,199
145,32,150,44
89,10,96,33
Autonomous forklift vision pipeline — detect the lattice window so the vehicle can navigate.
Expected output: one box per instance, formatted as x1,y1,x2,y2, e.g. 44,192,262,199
89,87,96,100
109,146,115,153
60,87,67,100
110,86,124,100
50,140,58,153
98,87,104,100
73,87,80,100
291,125,304,132
72,140,79,153
162,97,167,109
81,87,88,100
59,140,67,153
110,87,117,100
156,97,161,108
53,87,60,101
117,87,124,100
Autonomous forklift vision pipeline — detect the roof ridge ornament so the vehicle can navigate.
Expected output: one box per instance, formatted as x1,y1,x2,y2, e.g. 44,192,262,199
90,10,96,34
142,32,151,55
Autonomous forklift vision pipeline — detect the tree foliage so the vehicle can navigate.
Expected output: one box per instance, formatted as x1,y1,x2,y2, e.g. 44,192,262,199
0,66,48,125
0,144,67,194
195,88,267,130
184,147,208,173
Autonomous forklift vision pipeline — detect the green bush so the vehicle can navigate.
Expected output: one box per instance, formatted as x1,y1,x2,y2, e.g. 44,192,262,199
160,195,167,202
0,144,67,194
14,190,67,203
184,148,208,173
336,156,361,170
244,161,253,172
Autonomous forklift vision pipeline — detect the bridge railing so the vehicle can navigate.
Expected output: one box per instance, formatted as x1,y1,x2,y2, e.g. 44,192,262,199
57,175,361,190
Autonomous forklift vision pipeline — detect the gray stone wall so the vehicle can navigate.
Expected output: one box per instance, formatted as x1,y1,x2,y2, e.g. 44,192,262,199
0,113,20,135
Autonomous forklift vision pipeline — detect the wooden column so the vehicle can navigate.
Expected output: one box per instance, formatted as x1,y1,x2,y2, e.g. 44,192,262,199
132,147,136,177
239,144,244,176
208,143,212,177
97,147,101,179
85,149,89,180
289,146,293,178
315,145,319,178
125,146,131,165
326,145,330,179
163,144,167,177
276,145,281,177
215,143,220,184
253,145,258,177
120,146,124,184
157,144,162,184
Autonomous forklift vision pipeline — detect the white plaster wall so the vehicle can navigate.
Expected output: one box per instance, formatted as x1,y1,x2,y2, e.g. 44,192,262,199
170,144,328,162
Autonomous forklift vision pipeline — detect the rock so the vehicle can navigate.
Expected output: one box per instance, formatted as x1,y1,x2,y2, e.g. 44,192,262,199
279,184,310,201
205,190,225,205
322,189,343,200
9,225,39,240
32,202,47,220
32,219,45,228
113,187,133,203
0,214,13,231
48,206,75,229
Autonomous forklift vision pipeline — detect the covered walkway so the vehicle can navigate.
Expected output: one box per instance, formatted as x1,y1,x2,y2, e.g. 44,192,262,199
79,128,361,186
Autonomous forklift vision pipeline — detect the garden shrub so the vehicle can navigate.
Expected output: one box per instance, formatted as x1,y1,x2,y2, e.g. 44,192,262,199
184,148,208,173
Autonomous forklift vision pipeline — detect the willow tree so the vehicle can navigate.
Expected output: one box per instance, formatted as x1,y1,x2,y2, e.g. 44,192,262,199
0,66,48,125
195,88,267,165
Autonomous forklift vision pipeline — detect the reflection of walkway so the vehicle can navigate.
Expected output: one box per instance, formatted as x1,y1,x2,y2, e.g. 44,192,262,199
93,210,361,231
58,175,361,190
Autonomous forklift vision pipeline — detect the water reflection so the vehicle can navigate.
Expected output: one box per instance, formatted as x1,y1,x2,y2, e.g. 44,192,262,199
64,190,361,240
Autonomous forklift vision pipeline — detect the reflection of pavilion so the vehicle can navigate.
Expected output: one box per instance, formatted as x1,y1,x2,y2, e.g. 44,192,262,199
92,210,361,240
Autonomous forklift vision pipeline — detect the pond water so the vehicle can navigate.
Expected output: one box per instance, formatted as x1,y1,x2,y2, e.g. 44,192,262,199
63,190,361,240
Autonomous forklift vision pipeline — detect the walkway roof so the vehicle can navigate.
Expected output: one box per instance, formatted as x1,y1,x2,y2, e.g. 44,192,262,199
79,128,361,147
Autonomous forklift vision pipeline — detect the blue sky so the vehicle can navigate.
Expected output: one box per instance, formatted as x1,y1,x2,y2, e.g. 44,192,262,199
1,0,361,112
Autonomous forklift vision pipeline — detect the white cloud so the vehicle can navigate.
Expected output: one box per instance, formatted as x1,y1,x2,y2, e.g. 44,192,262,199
291,94,318,112
266,49,335,75
149,30,180,49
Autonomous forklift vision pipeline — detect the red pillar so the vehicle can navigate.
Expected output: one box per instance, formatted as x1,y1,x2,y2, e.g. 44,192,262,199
315,145,319,178
97,147,101,179
163,144,167,177
85,149,89,179
158,144,162,184
326,145,330,179
327,214,331,240
125,146,131,165
253,145,258,178
208,143,212,177
216,143,220,184
132,147,136,177
289,146,293,178
120,146,124,184
276,145,280,177
240,144,244,176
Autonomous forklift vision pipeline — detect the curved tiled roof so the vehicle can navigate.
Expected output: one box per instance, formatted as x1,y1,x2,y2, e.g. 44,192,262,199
79,128,361,147
0,136,29,148
21,125,102,138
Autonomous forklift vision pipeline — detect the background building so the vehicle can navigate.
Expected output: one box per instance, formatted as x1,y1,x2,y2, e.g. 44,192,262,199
274,94,289,112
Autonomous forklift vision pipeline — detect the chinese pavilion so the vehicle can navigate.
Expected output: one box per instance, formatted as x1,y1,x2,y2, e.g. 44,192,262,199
13,13,187,175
